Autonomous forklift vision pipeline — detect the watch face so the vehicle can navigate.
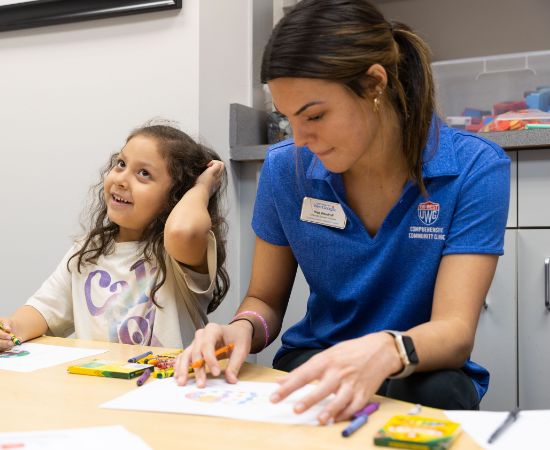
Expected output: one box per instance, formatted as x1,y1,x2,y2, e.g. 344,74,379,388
401,336,419,364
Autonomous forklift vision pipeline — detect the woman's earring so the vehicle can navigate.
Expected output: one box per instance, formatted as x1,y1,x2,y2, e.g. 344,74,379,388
373,90,383,113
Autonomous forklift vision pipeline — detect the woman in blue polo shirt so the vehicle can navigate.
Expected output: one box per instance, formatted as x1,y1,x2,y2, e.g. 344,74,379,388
175,0,510,423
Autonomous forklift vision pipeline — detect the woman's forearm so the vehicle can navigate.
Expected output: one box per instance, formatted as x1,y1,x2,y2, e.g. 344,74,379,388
233,296,286,354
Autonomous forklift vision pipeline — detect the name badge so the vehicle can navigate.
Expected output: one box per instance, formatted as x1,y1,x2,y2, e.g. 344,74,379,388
300,197,347,229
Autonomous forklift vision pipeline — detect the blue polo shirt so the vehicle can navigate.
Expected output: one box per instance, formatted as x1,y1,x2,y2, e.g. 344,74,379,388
251,125,510,399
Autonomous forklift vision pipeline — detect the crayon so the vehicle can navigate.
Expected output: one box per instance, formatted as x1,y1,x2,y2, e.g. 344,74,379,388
156,350,183,358
127,350,152,363
487,408,520,444
353,401,380,418
136,368,152,386
153,367,175,379
342,402,380,438
342,415,369,437
190,343,235,369
0,323,22,346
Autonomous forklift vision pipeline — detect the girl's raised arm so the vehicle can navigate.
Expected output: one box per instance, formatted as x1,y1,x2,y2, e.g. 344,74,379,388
164,160,225,272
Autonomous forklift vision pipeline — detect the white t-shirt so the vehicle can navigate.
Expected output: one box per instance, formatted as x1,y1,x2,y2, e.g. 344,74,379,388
26,231,217,348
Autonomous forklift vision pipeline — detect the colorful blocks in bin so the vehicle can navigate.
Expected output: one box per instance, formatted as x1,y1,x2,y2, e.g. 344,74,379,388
493,101,526,116
525,88,550,112
465,123,484,132
462,108,490,119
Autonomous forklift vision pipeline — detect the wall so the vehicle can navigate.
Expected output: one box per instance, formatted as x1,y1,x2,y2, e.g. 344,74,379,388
279,1,550,61
375,0,550,61
198,0,257,322
0,1,255,325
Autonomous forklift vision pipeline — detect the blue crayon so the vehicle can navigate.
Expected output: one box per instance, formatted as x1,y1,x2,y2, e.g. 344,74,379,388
342,414,369,437
128,350,152,363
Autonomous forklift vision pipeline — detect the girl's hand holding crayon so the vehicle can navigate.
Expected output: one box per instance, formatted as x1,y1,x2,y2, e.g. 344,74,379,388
0,318,20,350
174,321,253,388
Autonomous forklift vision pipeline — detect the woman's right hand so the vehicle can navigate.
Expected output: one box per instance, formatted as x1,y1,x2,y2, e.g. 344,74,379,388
174,320,254,387
0,318,16,351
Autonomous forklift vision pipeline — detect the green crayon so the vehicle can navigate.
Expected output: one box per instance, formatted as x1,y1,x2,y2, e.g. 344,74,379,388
0,323,22,346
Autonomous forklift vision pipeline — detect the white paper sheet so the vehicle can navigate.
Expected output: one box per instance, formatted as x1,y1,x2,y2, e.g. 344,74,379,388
0,425,151,450
0,342,107,372
446,410,550,450
102,378,332,425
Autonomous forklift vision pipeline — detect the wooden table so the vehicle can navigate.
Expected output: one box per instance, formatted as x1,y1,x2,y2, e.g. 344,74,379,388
1,337,481,449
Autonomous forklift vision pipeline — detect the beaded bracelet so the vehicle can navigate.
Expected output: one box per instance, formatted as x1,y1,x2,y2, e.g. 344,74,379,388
231,310,270,350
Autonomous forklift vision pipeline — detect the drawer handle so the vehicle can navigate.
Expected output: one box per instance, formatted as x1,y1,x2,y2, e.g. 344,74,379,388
546,257,550,311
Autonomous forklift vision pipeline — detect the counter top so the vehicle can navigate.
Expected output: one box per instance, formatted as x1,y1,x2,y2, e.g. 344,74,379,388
229,104,550,161
480,129,550,150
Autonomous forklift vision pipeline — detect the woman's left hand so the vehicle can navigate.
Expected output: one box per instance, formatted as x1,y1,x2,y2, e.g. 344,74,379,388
270,332,402,424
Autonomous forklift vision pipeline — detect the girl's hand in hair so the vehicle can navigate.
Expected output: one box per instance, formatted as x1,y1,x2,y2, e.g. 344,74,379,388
195,160,225,198
270,332,402,424
174,320,254,388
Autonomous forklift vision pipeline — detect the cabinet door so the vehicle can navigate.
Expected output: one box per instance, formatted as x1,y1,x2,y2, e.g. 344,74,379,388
518,229,550,409
518,149,550,227
472,230,517,411
507,151,517,228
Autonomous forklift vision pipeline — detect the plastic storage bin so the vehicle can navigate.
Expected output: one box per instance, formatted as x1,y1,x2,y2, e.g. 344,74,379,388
432,50,550,121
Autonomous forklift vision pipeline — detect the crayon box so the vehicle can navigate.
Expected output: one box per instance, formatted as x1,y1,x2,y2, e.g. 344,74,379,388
68,359,154,379
374,415,461,450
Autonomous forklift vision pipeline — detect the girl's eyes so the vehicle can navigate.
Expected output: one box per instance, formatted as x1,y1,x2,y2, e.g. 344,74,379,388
114,160,151,179
307,113,324,122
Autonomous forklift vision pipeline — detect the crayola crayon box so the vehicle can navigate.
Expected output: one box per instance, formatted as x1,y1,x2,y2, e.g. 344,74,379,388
68,359,153,379
374,415,461,450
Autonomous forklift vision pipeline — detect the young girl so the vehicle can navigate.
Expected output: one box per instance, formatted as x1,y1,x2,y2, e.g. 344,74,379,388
0,123,229,350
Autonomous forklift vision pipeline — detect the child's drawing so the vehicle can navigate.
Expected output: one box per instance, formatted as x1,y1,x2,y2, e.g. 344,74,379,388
185,388,268,405
0,348,30,358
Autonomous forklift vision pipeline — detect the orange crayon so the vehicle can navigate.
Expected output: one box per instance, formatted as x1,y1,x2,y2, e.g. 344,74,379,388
191,343,235,369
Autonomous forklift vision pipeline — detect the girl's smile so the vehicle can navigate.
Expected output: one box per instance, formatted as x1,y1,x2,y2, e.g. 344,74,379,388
109,192,133,206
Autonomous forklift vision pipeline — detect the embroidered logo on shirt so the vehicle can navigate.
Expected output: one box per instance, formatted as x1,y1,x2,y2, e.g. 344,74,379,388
409,201,446,241
417,201,440,225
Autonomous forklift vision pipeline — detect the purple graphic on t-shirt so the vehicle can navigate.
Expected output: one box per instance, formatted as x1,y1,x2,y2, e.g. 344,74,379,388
119,307,156,345
84,259,160,345
85,270,128,316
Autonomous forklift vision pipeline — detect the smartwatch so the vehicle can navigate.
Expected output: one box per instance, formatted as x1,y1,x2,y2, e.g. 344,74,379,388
384,330,419,379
